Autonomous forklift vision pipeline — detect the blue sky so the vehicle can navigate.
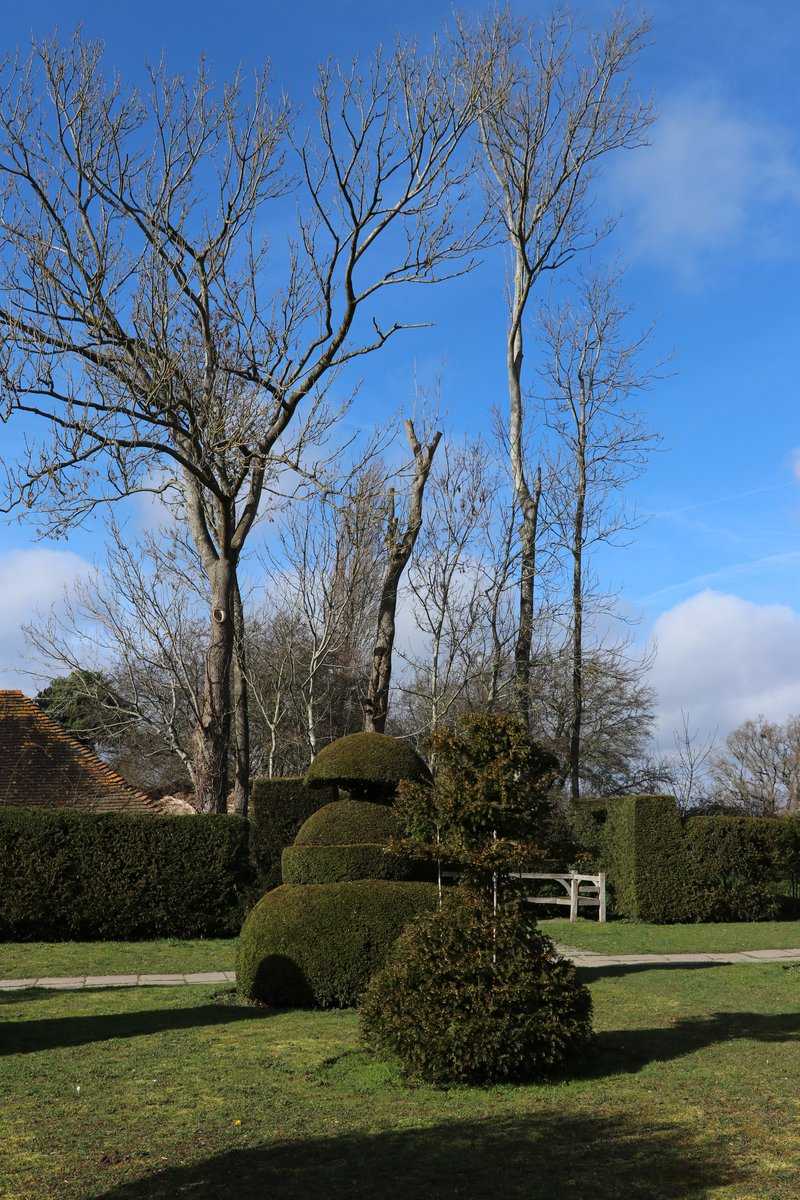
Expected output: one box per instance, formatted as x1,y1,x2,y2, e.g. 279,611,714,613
1,0,800,745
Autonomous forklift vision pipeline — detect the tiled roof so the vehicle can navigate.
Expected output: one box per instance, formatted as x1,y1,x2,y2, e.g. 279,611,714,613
0,690,162,814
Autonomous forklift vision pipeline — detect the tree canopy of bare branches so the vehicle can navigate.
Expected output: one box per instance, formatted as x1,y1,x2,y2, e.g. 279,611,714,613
458,7,653,730
0,32,486,808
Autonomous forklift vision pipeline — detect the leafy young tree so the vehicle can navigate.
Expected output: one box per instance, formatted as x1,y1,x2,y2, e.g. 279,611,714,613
35,670,121,752
392,711,559,903
0,33,486,810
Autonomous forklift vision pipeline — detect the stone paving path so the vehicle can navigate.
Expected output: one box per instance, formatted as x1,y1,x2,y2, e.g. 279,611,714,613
0,970,236,991
3,950,800,991
557,946,800,969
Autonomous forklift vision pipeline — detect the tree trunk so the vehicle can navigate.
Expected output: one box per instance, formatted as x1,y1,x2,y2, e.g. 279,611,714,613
193,555,235,813
569,438,586,803
364,420,441,734
364,568,403,734
506,252,541,733
513,485,540,730
231,577,250,817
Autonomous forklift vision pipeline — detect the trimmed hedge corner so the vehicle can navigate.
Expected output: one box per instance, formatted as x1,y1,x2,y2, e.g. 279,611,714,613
304,732,430,800
281,842,413,884
250,776,336,890
604,795,685,922
0,806,250,940
603,795,796,922
237,880,437,1007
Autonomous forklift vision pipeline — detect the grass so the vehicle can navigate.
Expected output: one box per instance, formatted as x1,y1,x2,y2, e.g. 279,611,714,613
3,963,800,1198
542,917,800,954
0,939,237,979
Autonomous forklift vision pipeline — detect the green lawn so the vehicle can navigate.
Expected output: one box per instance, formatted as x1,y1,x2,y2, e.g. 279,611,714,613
543,917,800,954
0,939,237,979
3,963,800,1198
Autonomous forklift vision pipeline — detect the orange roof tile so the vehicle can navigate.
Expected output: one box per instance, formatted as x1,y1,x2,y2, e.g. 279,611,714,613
0,690,162,814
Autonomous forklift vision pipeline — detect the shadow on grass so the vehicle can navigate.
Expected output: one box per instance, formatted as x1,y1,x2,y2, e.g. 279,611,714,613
586,1008,800,1078
0,997,272,1055
576,962,723,980
89,1113,742,1200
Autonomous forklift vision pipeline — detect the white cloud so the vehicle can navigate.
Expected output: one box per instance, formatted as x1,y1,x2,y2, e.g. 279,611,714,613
0,548,92,690
612,91,800,274
650,589,800,746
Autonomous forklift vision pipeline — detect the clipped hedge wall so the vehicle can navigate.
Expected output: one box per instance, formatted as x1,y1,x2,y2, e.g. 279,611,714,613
0,807,251,940
237,880,438,1007
250,776,336,890
682,815,788,921
294,799,401,846
604,795,686,922
603,796,799,923
281,842,413,884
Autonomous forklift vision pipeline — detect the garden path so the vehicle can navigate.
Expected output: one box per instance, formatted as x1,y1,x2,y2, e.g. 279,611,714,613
4,948,800,989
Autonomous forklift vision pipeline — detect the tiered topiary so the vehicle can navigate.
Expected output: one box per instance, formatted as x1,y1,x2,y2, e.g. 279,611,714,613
237,733,437,1008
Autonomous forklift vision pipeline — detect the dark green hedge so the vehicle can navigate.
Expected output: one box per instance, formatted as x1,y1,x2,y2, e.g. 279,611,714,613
604,795,685,921
281,842,414,884
294,799,401,846
304,732,430,800
682,815,789,921
237,880,438,1007
250,776,336,890
603,796,798,923
0,807,251,940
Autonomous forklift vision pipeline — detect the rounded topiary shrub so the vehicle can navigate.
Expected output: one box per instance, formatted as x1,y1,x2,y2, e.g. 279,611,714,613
304,732,431,801
281,842,414,884
360,894,593,1084
294,799,401,846
237,880,437,1007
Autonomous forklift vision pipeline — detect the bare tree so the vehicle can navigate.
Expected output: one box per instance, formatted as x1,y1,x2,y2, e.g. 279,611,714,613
530,637,658,796
364,419,441,733
665,709,717,812
711,715,800,816
539,271,657,799
26,522,205,791
459,7,652,729
262,472,383,759
400,436,496,742
0,33,486,809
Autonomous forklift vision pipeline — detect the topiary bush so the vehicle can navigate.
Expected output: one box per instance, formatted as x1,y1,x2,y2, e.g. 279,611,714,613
360,893,593,1084
237,880,437,1007
281,842,414,884
294,799,401,846
249,776,336,890
304,732,431,801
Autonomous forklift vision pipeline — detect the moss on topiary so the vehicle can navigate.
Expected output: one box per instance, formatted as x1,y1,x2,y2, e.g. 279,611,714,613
294,799,401,846
304,732,430,801
237,880,437,1007
281,842,415,884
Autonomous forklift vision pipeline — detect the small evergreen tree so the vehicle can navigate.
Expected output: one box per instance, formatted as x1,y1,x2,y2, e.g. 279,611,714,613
391,711,559,902
362,712,593,1084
